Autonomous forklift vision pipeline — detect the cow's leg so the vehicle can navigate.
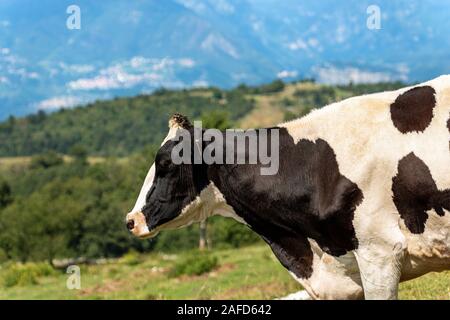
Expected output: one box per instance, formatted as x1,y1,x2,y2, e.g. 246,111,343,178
286,240,364,300
355,240,406,300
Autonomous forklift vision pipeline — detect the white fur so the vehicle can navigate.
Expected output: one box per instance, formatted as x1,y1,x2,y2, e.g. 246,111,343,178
128,181,245,238
130,125,180,214
279,75,450,299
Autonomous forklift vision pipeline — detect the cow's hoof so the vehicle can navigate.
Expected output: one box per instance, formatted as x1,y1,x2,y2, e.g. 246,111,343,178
277,290,311,300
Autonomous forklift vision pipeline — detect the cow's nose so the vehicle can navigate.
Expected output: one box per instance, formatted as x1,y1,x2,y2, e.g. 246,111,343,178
126,219,135,231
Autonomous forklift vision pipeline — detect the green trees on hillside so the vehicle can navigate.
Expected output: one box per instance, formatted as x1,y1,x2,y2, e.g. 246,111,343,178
0,151,259,262
0,179,12,209
235,79,285,95
0,151,155,262
283,81,405,121
0,88,254,157
30,151,63,170
201,110,232,130
0,104,262,262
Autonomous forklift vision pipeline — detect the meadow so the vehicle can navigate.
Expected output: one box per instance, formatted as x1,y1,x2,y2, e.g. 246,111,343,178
0,245,448,300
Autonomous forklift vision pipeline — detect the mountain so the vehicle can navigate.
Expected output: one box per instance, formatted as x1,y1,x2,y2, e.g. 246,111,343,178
0,0,449,119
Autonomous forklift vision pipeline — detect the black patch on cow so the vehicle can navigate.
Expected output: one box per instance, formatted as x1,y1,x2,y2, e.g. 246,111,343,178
142,131,209,231
262,233,313,279
208,128,363,279
390,86,436,133
447,116,450,150
392,153,450,234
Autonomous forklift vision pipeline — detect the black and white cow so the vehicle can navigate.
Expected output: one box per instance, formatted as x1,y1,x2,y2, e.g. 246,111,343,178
126,75,450,300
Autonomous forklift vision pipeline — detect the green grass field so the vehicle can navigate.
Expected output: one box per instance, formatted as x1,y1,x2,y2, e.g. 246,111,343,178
0,245,448,300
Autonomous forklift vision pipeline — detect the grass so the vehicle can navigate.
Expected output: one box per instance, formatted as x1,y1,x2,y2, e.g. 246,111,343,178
1,262,55,288
168,252,218,278
0,245,448,300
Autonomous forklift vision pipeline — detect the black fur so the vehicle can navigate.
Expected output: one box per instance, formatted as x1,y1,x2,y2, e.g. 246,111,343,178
390,86,436,134
392,152,449,234
208,128,363,278
142,130,208,231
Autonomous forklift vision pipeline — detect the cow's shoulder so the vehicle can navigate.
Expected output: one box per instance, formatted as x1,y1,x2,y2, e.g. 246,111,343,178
210,129,364,279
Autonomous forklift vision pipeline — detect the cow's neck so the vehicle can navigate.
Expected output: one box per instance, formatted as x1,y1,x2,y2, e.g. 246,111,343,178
203,127,362,259
205,164,262,227
200,182,247,225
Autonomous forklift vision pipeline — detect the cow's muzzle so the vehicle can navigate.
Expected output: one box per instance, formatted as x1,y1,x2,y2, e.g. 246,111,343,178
125,211,158,239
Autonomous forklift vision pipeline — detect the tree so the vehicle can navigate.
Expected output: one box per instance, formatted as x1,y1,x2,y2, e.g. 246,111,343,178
0,179,12,208
30,151,63,169
201,110,232,131
259,79,285,94
211,88,223,100
69,144,88,164
198,220,208,250
197,110,233,250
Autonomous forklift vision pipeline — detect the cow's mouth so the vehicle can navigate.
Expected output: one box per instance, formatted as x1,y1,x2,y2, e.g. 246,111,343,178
127,206,189,239
126,211,156,238
138,228,159,239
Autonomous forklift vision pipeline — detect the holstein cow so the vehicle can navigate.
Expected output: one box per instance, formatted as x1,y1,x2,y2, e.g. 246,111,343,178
126,75,450,300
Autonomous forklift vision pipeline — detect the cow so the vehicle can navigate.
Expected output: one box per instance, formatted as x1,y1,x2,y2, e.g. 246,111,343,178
126,75,450,300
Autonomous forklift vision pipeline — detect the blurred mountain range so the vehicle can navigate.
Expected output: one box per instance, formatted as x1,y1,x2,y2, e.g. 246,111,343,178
1,0,450,119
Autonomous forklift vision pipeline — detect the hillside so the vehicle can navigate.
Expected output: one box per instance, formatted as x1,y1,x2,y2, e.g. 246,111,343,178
0,80,405,157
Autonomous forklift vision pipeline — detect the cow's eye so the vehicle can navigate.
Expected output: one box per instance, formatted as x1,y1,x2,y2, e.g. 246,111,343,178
159,158,172,169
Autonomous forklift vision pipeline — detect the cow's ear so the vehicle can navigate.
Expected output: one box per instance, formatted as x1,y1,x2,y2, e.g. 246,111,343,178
169,113,193,130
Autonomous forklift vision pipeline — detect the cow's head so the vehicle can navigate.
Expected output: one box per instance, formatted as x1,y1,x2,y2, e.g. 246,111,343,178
125,114,210,238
